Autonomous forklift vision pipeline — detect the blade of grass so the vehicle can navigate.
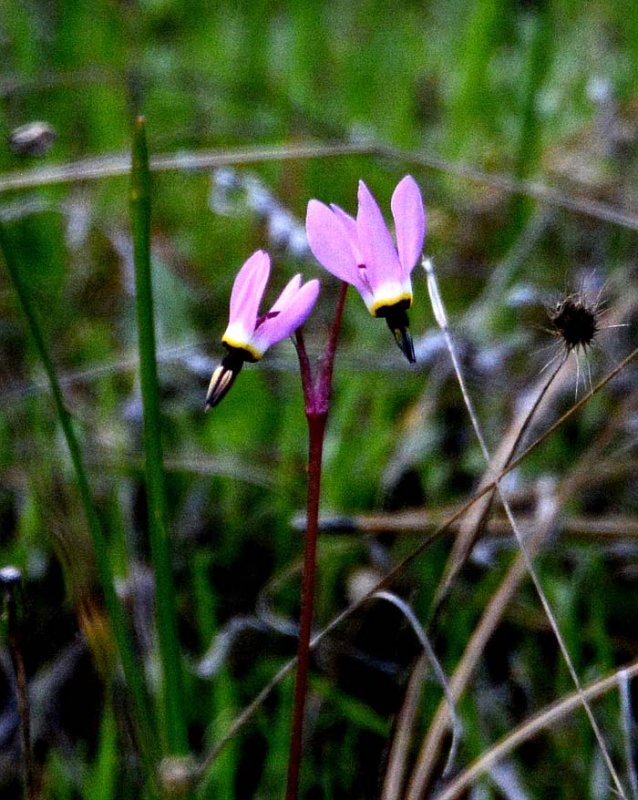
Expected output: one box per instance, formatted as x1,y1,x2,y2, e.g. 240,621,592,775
129,115,189,756
0,220,159,780
505,1,553,245
447,0,507,160
85,705,118,800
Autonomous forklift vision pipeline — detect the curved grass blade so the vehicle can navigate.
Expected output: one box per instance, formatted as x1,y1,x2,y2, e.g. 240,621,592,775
0,220,159,781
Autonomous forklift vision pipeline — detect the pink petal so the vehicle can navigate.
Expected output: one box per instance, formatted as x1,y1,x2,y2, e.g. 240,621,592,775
255,279,320,351
306,200,360,285
270,274,302,313
228,250,270,332
391,176,425,276
356,180,402,293
330,204,359,255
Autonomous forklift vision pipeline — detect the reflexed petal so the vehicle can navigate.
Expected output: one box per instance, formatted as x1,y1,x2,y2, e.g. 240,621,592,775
330,205,359,255
228,250,270,332
326,204,370,295
306,200,360,285
270,274,303,313
391,176,425,276
356,180,402,293
253,279,320,354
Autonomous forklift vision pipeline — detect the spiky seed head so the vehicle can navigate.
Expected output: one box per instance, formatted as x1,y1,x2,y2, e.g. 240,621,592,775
549,295,600,352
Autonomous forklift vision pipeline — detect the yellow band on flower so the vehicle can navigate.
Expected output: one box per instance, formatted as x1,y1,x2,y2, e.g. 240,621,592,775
369,291,412,317
221,335,263,361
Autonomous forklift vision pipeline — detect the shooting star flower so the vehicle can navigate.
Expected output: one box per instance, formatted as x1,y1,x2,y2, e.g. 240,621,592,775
306,175,425,362
206,250,320,409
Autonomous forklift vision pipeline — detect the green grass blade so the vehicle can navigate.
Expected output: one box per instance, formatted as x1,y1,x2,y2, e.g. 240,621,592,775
0,221,159,779
508,2,553,239
129,115,189,756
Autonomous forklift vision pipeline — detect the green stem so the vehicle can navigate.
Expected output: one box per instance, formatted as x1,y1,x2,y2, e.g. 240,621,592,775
130,116,188,756
507,2,553,242
0,222,158,778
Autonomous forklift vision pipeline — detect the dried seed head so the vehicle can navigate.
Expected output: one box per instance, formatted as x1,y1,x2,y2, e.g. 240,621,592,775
548,294,600,352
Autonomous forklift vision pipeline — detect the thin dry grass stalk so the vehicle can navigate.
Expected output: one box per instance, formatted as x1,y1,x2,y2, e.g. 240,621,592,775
430,348,567,618
381,654,429,800
403,390,638,797
1,142,637,231
403,286,637,798
327,509,638,542
432,660,638,800
404,479,562,798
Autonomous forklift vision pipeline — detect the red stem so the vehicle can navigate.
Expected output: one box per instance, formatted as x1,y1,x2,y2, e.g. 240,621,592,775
285,282,347,800
285,412,326,800
317,283,349,411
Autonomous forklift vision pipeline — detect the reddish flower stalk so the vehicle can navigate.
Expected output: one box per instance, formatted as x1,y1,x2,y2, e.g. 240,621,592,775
285,282,348,800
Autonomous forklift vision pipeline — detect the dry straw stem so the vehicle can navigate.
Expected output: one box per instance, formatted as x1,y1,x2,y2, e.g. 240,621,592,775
374,591,462,779
1,141,638,232
328,508,638,542
194,344,638,784
404,475,562,798
431,659,638,800
430,280,637,614
430,351,565,617
382,655,430,800
380,456,635,797
404,266,634,798
404,423,631,799
423,265,635,620
403,383,638,797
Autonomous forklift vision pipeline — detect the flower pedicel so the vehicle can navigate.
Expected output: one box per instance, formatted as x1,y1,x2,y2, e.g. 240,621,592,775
206,249,320,409
305,175,425,362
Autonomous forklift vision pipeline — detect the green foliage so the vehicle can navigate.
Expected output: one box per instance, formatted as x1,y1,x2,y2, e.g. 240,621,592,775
0,1,637,798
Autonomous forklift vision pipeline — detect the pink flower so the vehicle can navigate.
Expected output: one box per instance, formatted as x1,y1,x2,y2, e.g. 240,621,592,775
306,175,425,362
206,250,320,409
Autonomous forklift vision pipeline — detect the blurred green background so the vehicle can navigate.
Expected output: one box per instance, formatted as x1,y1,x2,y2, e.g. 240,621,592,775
1,1,637,798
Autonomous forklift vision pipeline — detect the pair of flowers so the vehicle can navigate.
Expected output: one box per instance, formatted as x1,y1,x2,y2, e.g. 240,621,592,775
206,175,426,408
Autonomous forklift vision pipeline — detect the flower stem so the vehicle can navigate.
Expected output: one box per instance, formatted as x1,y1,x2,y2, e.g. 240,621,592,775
285,283,347,800
285,411,326,800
